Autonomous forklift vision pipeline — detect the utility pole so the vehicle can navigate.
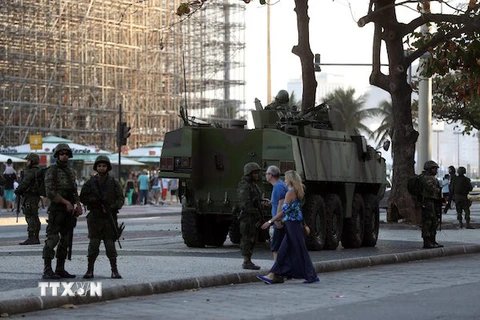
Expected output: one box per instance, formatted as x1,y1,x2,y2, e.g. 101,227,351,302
417,2,432,173
266,2,271,104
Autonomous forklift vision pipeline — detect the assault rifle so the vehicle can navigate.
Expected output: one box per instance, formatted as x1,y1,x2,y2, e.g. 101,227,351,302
95,179,125,249
15,195,21,223
65,189,77,261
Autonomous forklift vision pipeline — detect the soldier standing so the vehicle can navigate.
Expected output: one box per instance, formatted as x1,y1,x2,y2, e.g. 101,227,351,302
237,162,263,270
419,160,443,249
452,166,474,229
14,153,41,245
80,156,125,279
42,143,83,279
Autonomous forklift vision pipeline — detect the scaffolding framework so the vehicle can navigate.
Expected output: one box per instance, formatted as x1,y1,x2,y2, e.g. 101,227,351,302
0,0,245,151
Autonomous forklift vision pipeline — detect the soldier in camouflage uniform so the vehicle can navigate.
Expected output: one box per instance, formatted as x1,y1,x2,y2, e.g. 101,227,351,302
14,153,41,245
452,166,474,229
237,162,263,270
80,155,125,279
264,89,290,111
42,143,83,279
419,160,443,249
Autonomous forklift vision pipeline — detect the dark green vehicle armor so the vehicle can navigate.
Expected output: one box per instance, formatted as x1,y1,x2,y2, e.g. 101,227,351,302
160,102,388,250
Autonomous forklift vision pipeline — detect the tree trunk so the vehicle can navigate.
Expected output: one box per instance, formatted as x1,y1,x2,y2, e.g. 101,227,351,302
368,0,421,225
292,0,316,111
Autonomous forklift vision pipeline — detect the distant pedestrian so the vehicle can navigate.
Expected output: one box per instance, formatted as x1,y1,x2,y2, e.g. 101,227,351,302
419,160,443,249
444,165,456,213
452,166,474,229
169,178,179,203
137,169,149,205
124,172,135,205
3,158,17,212
263,165,287,261
441,174,450,206
257,170,318,284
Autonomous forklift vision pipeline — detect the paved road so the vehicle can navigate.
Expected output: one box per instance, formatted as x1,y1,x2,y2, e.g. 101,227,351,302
12,253,480,319
1,203,480,316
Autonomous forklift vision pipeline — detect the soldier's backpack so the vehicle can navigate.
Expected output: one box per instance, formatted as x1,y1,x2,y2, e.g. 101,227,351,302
407,174,423,197
34,167,50,197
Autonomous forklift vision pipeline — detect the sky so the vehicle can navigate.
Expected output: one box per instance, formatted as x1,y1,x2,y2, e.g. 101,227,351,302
242,0,451,105
241,0,470,168
244,0,382,106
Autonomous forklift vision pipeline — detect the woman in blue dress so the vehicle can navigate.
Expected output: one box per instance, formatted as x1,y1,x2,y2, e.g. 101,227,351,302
257,170,319,284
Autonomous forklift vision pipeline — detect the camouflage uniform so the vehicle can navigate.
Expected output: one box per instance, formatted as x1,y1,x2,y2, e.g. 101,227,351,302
80,155,124,279
14,153,41,245
237,162,263,270
42,143,83,279
419,160,443,249
452,166,474,229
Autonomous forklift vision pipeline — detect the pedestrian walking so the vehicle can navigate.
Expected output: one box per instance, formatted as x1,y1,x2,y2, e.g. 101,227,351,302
42,143,83,279
419,160,443,249
263,165,287,261
137,169,149,205
14,153,42,245
257,170,318,284
451,166,474,229
3,158,17,212
444,165,456,213
237,162,264,270
80,155,125,279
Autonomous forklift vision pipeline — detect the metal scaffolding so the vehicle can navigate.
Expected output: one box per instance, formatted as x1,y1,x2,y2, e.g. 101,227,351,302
0,0,245,151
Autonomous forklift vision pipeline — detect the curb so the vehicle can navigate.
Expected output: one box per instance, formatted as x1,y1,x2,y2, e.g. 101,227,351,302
2,244,480,316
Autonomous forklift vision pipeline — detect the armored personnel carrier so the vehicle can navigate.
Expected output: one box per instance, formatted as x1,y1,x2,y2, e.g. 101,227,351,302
159,101,388,250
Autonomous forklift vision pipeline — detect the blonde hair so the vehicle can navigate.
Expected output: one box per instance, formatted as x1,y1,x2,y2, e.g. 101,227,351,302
284,170,305,200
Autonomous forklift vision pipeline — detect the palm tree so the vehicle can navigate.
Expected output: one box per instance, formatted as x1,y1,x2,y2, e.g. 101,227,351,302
370,99,393,146
322,88,379,136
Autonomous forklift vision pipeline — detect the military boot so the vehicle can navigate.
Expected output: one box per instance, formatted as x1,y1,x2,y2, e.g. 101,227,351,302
466,220,475,229
31,232,40,245
83,258,96,279
55,259,76,278
19,232,35,245
109,258,122,279
432,236,443,248
42,259,61,279
458,220,464,228
422,238,435,249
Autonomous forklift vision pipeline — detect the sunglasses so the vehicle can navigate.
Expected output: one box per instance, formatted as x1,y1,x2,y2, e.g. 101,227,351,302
58,152,69,156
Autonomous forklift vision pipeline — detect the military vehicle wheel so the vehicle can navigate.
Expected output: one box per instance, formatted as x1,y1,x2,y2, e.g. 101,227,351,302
341,193,365,249
181,209,205,248
228,218,241,244
362,193,379,247
204,216,229,247
324,193,343,250
303,194,326,251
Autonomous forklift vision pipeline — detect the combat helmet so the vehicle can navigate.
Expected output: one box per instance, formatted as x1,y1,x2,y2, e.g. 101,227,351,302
24,153,40,165
53,143,73,158
93,155,112,171
275,90,289,104
423,160,439,170
457,166,466,175
243,162,261,176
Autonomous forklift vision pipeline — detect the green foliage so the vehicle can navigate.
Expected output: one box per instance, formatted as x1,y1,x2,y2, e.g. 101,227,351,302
407,3,480,131
321,88,380,136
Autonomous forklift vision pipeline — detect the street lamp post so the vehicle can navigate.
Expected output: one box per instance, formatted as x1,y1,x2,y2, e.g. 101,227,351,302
453,125,462,168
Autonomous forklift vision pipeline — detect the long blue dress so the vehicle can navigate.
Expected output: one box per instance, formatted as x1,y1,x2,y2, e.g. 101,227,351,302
270,198,318,282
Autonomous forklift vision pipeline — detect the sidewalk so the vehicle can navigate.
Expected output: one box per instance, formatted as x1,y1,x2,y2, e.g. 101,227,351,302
0,203,479,316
